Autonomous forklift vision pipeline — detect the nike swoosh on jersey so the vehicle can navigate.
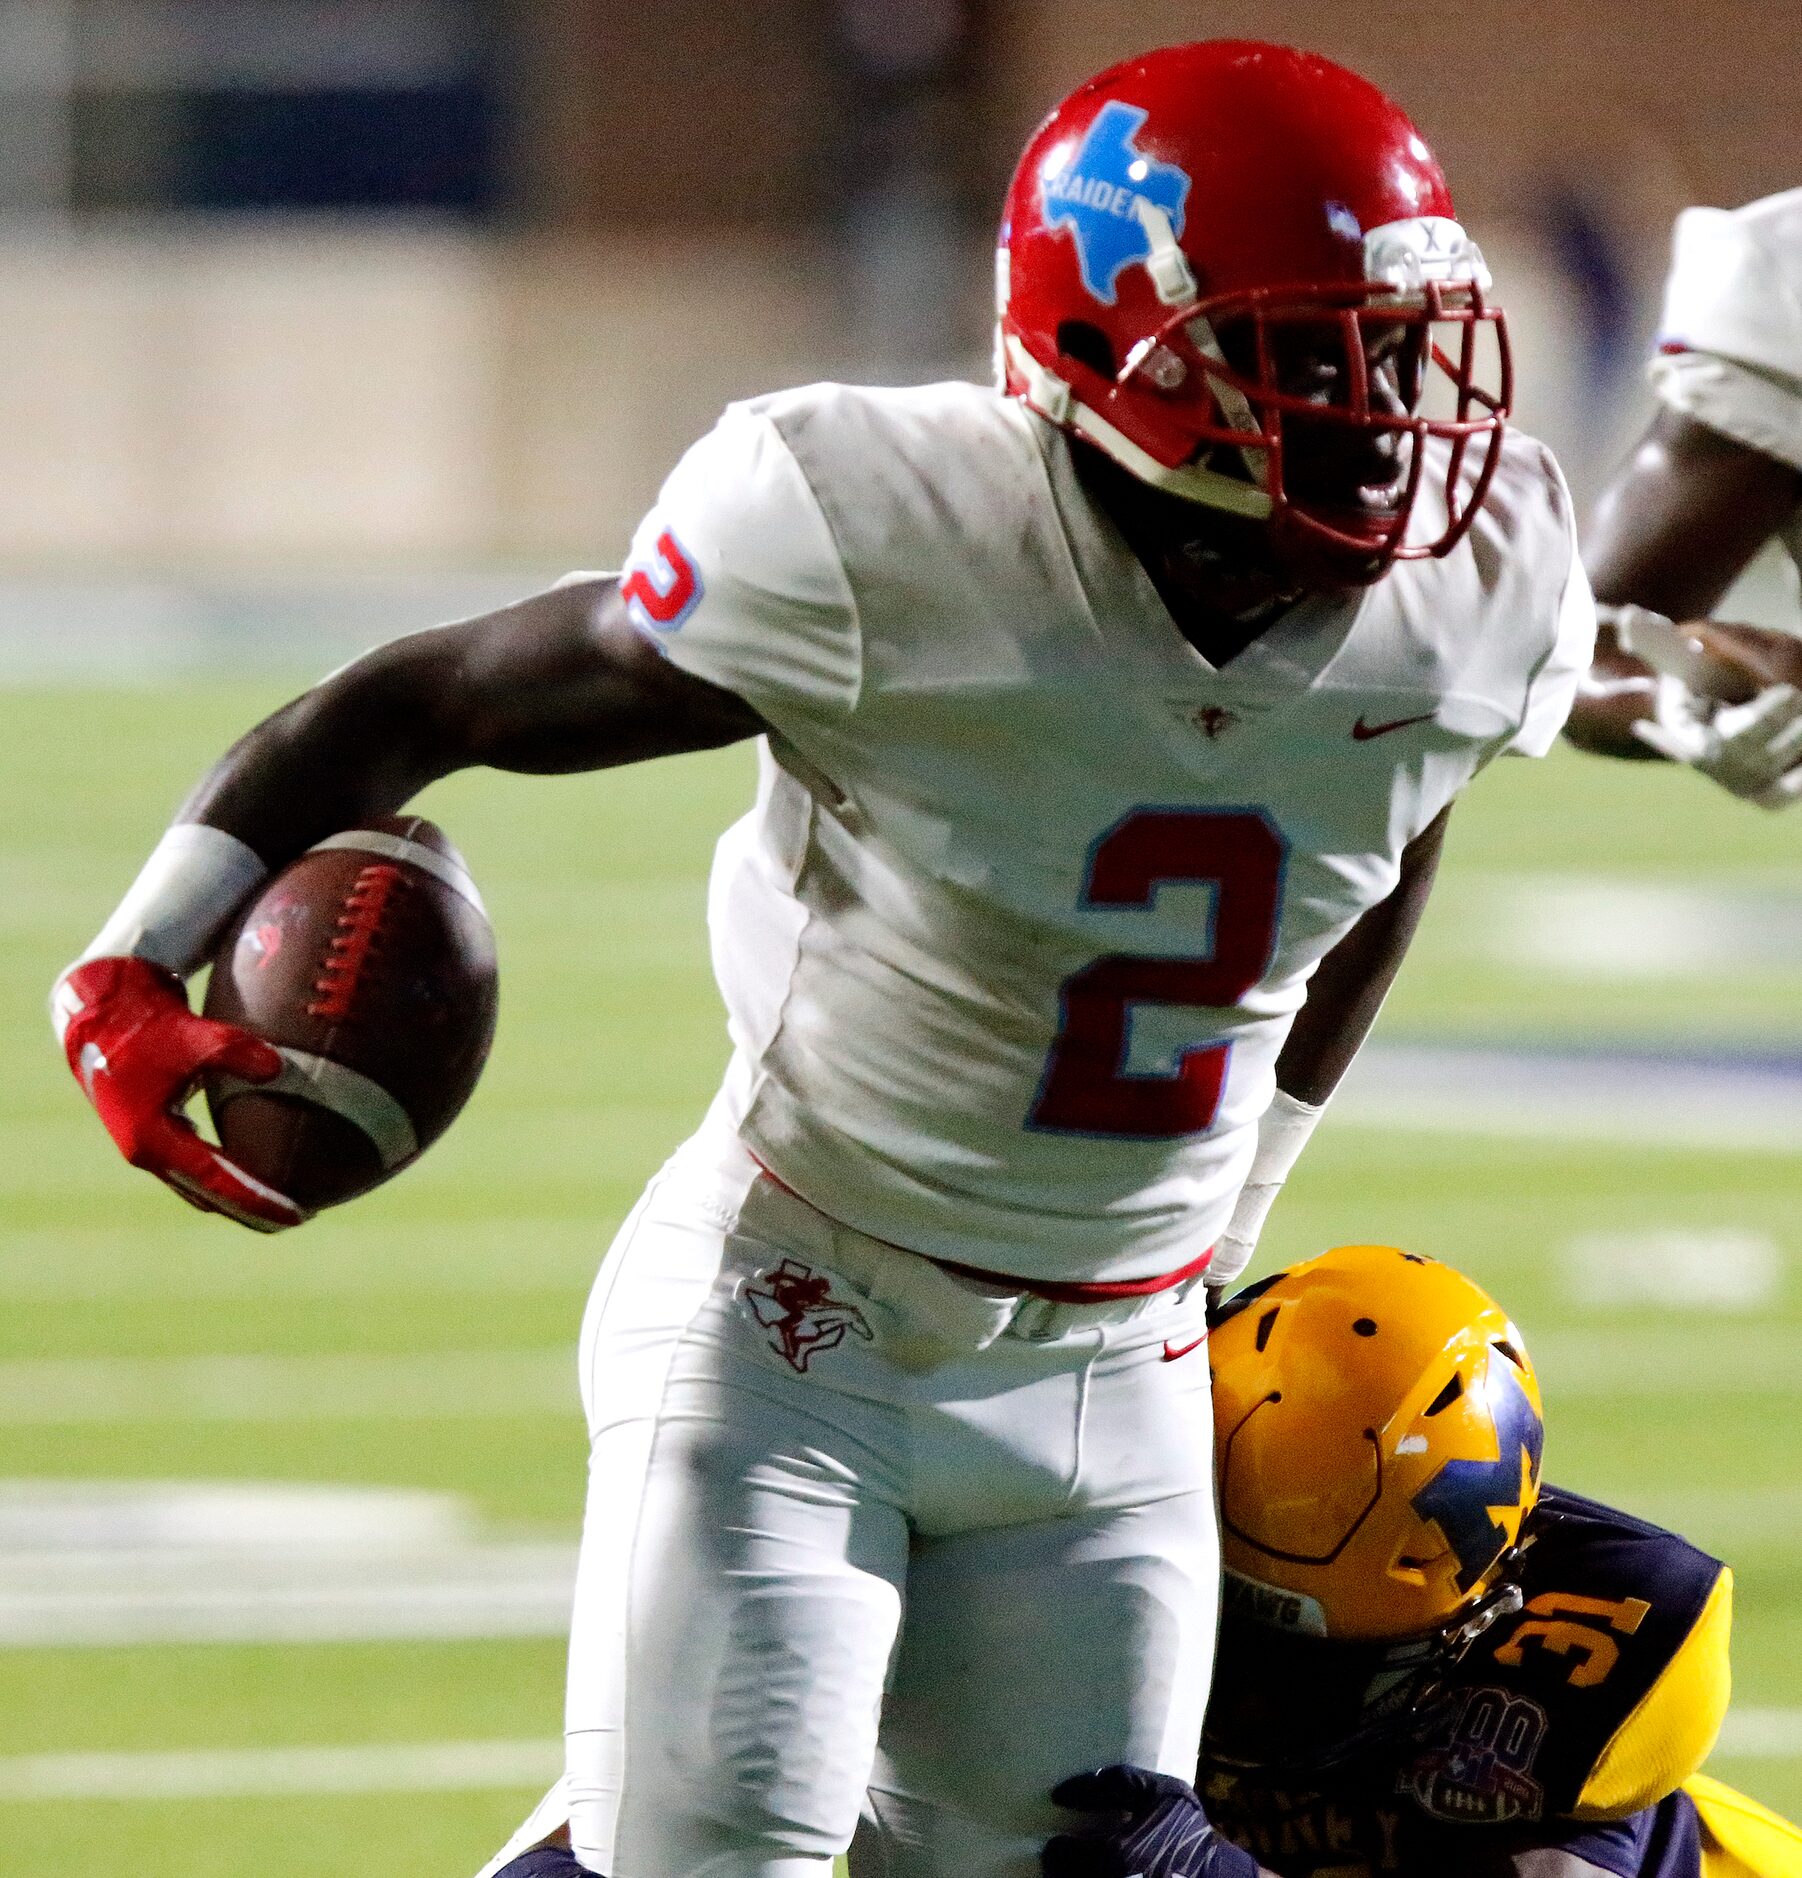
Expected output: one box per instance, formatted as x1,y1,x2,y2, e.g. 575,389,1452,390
1351,710,1437,740
1162,1335,1206,1362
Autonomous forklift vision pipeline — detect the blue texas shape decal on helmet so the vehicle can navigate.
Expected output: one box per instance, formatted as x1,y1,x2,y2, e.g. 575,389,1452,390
1041,100,1191,306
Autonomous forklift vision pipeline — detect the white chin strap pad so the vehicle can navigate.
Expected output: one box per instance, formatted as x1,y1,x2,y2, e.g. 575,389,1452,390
1003,334,1272,521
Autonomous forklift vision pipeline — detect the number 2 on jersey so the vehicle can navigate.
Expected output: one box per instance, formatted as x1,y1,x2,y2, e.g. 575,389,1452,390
1030,808,1286,1139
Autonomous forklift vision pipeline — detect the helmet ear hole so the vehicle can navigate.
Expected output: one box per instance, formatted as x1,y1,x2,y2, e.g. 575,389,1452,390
1056,320,1117,380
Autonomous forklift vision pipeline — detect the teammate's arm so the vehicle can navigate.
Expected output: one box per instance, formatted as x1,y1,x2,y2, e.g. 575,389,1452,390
1566,407,1802,762
53,577,765,1227
1210,804,1450,1284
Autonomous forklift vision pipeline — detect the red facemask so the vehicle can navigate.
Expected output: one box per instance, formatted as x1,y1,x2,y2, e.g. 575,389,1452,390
998,39,1512,585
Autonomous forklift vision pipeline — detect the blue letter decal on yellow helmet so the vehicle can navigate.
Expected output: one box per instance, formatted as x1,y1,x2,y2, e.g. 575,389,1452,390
1410,1367,1545,1591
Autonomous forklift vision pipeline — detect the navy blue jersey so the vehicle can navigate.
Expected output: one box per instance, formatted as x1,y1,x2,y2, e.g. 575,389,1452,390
1554,1788,1704,1878
1199,1486,1732,1876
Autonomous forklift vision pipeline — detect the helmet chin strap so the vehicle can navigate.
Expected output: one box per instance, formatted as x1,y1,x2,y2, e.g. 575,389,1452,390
1132,195,1199,307
1000,197,1280,525
1131,198,1272,497
1002,333,1273,521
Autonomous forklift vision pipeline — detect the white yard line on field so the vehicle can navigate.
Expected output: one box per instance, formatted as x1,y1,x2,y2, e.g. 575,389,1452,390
1561,1230,1782,1310
0,1348,571,1424
1473,875,1802,981
0,1217,617,1301
1717,1709,1802,1758
1333,1043,1802,1152
1,1711,1798,1802
0,1481,581,1646
1527,1324,1802,1397
0,1738,561,1800
0,1542,582,1646
8,1317,1802,1439
12,1456,1801,1650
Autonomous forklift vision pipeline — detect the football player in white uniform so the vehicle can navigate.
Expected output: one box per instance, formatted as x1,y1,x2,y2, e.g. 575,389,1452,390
51,41,1593,1878
1566,188,1802,803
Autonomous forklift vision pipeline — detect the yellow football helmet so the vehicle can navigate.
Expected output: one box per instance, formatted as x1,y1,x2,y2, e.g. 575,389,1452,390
1211,1243,1544,1642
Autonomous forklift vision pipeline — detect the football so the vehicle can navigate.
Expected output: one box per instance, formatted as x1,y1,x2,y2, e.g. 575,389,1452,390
1690,620,1802,702
201,814,499,1212
1634,618,1802,706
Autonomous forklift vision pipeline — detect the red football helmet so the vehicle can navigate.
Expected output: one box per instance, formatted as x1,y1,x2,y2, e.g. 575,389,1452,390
998,41,1511,581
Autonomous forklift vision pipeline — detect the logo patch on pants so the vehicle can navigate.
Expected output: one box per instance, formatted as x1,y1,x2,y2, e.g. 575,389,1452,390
742,1258,874,1373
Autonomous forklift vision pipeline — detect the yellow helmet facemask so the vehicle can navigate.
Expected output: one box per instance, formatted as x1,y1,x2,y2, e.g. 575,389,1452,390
1211,1243,1544,1644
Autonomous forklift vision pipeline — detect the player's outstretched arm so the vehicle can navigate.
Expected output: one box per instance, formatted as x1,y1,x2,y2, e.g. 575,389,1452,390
1567,409,1802,787
1210,805,1450,1286
1585,410,1802,627
54,576,766,1229
182,576,764,858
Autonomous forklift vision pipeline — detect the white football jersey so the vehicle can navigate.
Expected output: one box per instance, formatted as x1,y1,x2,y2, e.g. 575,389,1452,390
1650,187,1802,575
617,382,1591,1281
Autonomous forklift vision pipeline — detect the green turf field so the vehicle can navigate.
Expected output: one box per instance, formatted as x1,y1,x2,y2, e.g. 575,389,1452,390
4,682,1802,1876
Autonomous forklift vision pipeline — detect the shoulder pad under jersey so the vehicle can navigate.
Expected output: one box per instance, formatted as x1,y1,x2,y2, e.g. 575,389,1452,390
1396,1485,1730,1828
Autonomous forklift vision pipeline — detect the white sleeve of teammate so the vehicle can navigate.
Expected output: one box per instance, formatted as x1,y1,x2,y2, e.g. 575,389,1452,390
1509,484,1597,758
620,403,861,730
1648,192,1802,472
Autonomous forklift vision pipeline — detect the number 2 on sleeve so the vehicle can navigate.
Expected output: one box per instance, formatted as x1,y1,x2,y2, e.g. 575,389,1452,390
1029,808,1286,1139
621,529,704,633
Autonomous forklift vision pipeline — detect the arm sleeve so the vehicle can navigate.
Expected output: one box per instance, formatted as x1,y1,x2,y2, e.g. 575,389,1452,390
1649,194,1802,473
620,403,861,730
1510,479,1597,758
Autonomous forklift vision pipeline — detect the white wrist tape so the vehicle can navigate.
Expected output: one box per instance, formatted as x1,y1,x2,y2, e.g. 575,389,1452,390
1211,1089,1326,1286
80,823,268,979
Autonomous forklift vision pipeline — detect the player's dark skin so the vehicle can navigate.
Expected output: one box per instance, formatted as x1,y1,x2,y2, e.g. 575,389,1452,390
1565,407,1802,757
1077,319,1420,667
182,339,1449,1120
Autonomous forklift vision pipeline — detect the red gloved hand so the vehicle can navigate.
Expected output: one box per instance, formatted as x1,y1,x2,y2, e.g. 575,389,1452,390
55,955,306,1232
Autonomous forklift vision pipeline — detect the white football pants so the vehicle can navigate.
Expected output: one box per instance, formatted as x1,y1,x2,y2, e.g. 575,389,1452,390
480,1122,1219,1878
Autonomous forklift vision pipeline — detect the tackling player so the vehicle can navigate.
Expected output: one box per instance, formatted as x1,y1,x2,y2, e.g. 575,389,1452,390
51,42,1594,1878
1565,188,1802,805
1042,1246,1802,1878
